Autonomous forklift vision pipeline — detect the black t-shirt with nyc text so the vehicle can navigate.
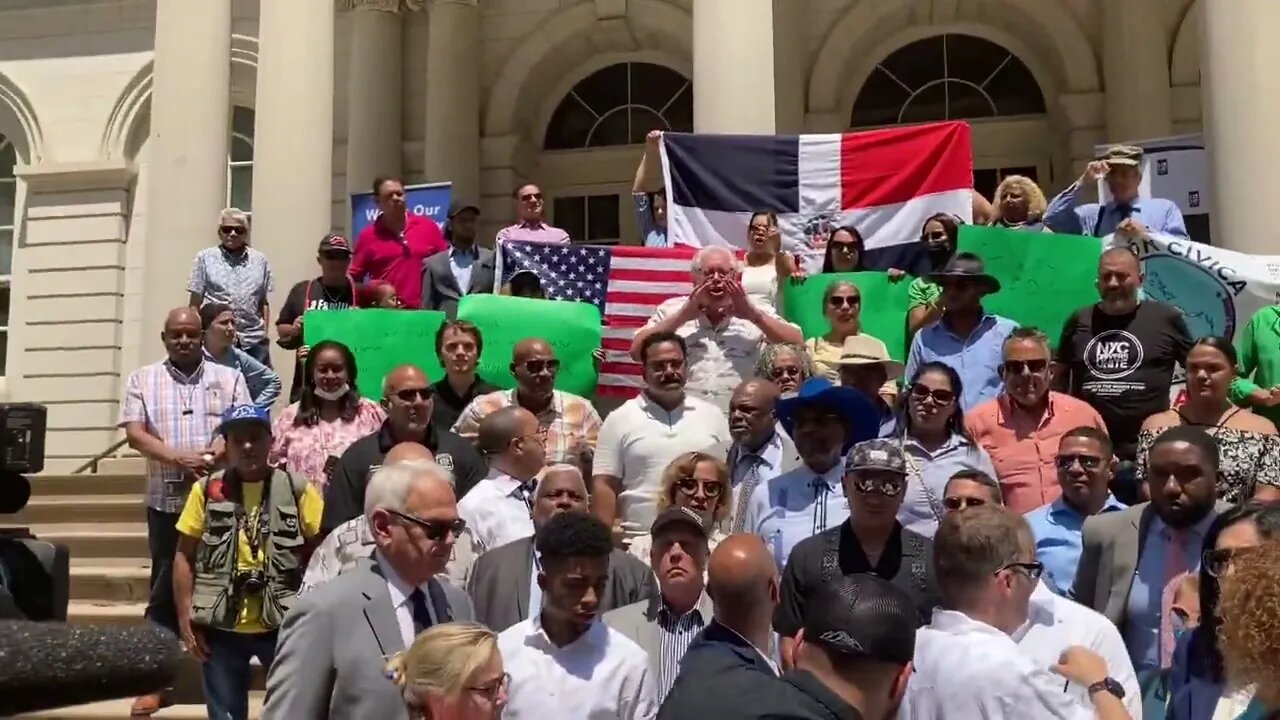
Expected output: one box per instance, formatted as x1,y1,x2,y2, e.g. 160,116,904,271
1056,300,1193,460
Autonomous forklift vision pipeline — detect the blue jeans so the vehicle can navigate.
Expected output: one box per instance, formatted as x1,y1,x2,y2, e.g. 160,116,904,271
202,628,277,720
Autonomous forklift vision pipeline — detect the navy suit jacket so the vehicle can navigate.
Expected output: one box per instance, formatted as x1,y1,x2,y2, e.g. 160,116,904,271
658,620,778,719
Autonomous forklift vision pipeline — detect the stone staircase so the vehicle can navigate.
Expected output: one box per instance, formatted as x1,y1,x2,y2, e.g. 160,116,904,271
3,459,265,719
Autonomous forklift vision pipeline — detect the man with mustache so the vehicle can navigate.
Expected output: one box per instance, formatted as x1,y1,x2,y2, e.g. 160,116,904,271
632,246,803,413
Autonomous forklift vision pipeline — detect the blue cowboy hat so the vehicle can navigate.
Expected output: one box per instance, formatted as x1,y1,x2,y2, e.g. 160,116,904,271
776,378,881,452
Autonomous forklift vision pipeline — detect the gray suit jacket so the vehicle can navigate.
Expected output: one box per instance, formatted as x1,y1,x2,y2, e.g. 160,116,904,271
602,592,715,661
726,429,802,530
466,535,656,633
422,247,495,318
264,557,474,719
1071,500,1230,628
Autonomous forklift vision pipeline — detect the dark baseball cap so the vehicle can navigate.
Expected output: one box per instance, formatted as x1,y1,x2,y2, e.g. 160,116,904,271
318,233,352,255
804,573,917,665
650,506,710,539
448,201,481,218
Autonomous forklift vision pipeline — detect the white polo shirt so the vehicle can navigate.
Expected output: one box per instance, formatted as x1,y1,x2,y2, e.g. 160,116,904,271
498,616,658,720
644,297,798,413
592,392,731,539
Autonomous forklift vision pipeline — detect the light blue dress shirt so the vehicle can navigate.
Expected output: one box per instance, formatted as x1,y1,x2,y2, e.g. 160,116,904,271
905,312,1018,414
730,428,785,490
1025,495,1127,596
1043,180,1189,238
1124,513,1214,674
743,462,848,570
898,433,998,538
204,346,280,409
448,245,477,293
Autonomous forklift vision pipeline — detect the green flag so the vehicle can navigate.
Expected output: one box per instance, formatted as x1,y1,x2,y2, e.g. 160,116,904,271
457,294,603,397
780,272,914,361
302,309,447,399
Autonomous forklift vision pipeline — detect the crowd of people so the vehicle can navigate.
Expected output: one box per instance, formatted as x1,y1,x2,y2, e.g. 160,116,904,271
111,138,1280,720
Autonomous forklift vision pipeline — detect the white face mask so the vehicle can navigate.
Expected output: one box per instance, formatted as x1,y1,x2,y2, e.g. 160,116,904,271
314,384,349,401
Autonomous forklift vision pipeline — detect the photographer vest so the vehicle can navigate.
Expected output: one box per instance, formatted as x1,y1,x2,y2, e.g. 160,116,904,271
190,469,309,631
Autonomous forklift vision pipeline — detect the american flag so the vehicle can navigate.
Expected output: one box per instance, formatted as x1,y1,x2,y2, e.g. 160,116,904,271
495,240,699,397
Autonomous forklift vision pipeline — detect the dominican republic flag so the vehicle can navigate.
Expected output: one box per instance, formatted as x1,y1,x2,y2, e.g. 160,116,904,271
660,121,974,272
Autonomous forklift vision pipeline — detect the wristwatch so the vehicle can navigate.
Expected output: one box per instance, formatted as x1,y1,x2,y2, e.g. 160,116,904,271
1087,677,1126,700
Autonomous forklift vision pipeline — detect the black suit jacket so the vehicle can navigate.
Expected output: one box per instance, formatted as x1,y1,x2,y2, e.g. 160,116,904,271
466,535,655,632
422,247,495,318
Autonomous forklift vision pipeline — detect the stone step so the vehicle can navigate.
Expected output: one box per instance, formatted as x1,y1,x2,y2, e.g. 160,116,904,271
8,494,147,525
16,522,149,559
28,473,146,497
17,693,263,719
69,557,151,603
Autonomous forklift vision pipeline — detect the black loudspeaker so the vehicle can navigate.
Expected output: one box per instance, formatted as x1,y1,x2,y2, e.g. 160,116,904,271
0,533,70,621
0,403,46,475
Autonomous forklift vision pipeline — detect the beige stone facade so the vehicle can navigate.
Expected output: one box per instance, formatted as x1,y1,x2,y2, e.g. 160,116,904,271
0,0,1265,469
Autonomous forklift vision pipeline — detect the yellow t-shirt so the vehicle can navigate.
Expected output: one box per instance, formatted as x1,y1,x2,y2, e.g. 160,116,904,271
176,477,324,633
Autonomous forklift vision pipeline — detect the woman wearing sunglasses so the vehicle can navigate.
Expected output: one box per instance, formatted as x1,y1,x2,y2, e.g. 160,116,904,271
387,621,509,720
754,342,817,394
897,362,997,538
1168,502,1280,720
820,225,866,273
806,280,889,386
626,452,731,567
1136,336,1280,504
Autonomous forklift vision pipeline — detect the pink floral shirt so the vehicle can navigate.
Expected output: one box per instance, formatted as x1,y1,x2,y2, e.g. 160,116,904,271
270,398,386,490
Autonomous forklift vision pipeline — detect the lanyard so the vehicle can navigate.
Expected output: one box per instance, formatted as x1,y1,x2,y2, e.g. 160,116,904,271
234,481,273,562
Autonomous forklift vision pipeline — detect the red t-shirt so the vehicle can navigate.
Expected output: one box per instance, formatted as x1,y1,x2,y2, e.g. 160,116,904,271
349,214,447,309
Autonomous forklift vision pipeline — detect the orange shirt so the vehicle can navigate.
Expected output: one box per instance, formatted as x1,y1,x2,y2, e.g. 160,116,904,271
965,392,1107,514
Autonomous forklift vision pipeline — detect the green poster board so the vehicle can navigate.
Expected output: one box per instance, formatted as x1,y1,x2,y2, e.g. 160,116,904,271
957,225,1102,344
457,294,603,397
781,272,914,361
303,309,447,399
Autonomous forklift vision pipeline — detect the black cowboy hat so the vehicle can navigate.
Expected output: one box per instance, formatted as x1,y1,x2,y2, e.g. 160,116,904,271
926,252,1000,294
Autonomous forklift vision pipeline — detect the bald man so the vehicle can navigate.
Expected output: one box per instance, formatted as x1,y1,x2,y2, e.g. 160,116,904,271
452,337,602,466
322,363,486,535
726,379,800,533
659,535,782,718
458,406,545,562
119,306,252,715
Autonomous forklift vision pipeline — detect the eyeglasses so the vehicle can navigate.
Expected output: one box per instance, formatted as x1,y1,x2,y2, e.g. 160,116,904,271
467,672,510,701
996,560,1045,580
910,384,955,405
852,476,904,496
1055,454,1104,472
770,365,803,379
675,477,724,499
1203,546,1256,578
1003,359,1049,375
220,225,246,235
827,295,861,308
922,231,948,242
942,496,987,511
520,192,543,202
388,510,467,541
392,387,433,402
830,241,858,253
522,359,561,374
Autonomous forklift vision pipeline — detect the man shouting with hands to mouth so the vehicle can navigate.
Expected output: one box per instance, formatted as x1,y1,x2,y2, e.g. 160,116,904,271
632,246,802,413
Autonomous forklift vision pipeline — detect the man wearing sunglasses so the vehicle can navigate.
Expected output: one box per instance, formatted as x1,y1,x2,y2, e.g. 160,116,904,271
266,460,474,719
775,439,940,670
967,328,1107,514
188,207,276,367
905,506,1132,720
494,182,571,244
321,364,487,537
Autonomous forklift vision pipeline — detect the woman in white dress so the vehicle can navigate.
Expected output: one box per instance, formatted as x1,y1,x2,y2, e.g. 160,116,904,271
628,451,732,567
742,211,798,313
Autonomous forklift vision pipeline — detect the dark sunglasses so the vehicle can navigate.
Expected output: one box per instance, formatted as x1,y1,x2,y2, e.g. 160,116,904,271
921,230,948,242
997,560,1045,580
910,384,955,405
522,359,561,374
392,387,433,402
220,225,246,235
1055,454,1104,472
676,477,723,499
770,365,803,379
827,295,861,308
320,250,350,261
1003,359,1049,375
830,241,858,253
520,192,543,202
942,496,987,511
1203,546,1256,578
388,510,467,541
852,476,904,496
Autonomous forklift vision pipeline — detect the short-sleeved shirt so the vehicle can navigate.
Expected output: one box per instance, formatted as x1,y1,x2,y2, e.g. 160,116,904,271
592,392,731,539
349,214,448,309
452,389,602,466
643,297,799,413
187,246,274,347
175,472,324,633
1056,301,1193,460
275,277,357,402
268,398,387,490
118,360,251,513
906,276,941,309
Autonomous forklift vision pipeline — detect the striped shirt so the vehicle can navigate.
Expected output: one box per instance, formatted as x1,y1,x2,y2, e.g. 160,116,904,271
655,601,708,699
187,246,274,347
118,359,250,513
451,389,602,466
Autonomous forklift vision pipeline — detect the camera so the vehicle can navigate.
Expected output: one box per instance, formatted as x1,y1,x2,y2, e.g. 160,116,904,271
233,569,266,596
0,404,67,622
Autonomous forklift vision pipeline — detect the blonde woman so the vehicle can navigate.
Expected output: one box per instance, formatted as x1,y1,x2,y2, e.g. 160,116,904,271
386,622,508,720
989,175,1048,231
627,451,732,566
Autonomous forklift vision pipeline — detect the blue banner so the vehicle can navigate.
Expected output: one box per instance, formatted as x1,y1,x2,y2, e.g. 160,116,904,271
350,182,452,240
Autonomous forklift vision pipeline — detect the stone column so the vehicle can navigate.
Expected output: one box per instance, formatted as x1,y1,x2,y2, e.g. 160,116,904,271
1202,0,1280,254
693,0,776,133
252,0,335,370
422,0,481,205
342,0,404,219
142,0,231,339
1102,0,1172,142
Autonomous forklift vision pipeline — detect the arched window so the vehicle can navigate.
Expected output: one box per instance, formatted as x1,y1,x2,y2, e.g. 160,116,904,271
850,34,1045,127
544,62,693,150
228,106,254,211
0,134,14,373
